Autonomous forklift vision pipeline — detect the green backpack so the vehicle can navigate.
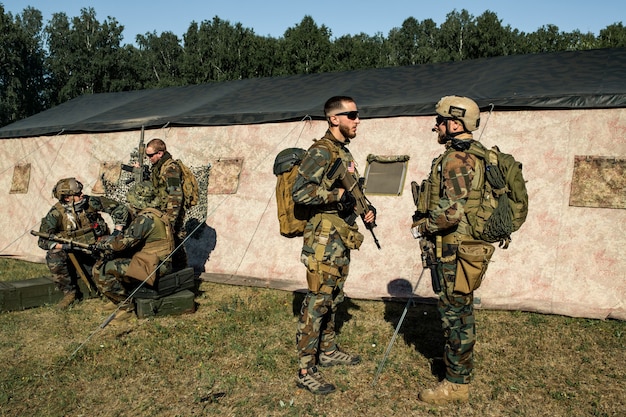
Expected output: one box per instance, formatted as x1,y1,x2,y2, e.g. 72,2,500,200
465,142,529,248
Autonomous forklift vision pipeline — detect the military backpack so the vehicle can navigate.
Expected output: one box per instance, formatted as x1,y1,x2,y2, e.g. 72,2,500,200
464,142,529,248
273,148,310,237
273,139,343,238
167,159,199,209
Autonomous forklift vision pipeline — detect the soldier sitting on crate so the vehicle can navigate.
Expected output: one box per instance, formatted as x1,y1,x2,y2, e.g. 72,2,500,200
37,178,129,310
91,181,176,311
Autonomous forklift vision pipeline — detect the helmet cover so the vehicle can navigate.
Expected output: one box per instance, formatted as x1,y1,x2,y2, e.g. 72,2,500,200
52,177,83,200
435,96,481,131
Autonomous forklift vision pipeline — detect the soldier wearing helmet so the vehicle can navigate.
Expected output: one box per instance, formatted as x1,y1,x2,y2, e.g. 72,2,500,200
412,96,482,404
91,181,175,313
37,178,129,309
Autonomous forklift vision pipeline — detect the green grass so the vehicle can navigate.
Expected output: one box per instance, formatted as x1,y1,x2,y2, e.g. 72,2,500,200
0,259,624,416
0,257,49,281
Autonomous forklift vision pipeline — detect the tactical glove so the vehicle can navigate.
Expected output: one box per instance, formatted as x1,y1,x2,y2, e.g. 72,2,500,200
338,190,356,213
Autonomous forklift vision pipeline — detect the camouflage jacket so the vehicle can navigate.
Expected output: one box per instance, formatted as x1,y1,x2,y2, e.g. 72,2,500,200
38,195,129,250
425,134,479,235
95,208,174,260
292,130,355,208
150,151,184,225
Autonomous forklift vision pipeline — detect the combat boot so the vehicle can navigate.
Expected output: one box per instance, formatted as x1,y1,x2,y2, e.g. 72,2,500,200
56,292,76,310
418,379,469,405
296,366,336,395
319,348,361,367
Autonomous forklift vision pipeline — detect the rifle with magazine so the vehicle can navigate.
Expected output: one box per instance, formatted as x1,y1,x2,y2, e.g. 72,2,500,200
121,125,149,184
327,158,381,249
410,180,441,293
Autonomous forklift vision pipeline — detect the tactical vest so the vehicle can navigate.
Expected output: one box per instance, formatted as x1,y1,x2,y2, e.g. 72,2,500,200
53,201,109,244
137,208,175,261
314,135,356,199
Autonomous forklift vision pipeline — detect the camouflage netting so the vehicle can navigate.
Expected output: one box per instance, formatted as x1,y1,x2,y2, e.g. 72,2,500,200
101,149,211,234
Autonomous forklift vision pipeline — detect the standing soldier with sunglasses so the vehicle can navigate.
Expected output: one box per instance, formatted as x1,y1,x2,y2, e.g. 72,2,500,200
144,138,187,269
292,96,376,395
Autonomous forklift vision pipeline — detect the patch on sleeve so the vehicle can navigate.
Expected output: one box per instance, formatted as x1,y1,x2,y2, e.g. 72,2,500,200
443,152,475,200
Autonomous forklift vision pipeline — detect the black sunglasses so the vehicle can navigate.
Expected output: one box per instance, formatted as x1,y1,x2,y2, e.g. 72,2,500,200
334,111,360,120
435,115,447,125
146,151,160,157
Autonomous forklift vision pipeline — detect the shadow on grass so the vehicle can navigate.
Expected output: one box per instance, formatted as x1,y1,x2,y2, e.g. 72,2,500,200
382,277,446,379
289,280,444,378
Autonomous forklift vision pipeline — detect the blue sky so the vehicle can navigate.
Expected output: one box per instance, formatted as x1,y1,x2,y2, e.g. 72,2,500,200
2,0,624,45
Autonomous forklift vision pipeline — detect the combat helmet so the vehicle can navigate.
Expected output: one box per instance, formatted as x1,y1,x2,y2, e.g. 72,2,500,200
435,96,481,132
126,181,161,210
52,177,83,200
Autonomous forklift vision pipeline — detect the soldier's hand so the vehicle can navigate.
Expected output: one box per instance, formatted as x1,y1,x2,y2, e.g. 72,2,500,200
363,205,376,225
411,218,428,239
60,243,72,251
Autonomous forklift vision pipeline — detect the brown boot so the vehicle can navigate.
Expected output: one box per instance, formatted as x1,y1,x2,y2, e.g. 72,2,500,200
56,292,76,310
418,380,469,405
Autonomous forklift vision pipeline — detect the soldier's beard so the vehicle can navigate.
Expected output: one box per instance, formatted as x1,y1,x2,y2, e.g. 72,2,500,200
339,124,356,140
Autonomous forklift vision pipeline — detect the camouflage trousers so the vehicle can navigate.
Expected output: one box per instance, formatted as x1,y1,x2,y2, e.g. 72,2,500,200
296,265,349,370
92,257,173,304
46,248,93,294
436,241,476,384
92,258,132,303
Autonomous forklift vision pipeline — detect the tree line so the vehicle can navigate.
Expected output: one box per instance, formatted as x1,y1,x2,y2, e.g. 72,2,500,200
1,5,625,128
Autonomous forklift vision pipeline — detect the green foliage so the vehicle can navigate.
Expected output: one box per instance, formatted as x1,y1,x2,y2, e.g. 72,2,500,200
1,5,625,128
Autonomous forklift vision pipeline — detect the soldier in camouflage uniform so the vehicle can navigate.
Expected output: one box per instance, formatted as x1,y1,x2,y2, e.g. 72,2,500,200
37,178,129,309
412,96,484,404
292,96,376,395
145,138,187,269
92,181,175,310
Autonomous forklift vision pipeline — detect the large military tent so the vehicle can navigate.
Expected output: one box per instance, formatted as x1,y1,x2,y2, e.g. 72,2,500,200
1,48,625,320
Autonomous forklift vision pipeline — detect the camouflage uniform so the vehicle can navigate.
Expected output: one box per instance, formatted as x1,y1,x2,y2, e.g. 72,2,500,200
292,131,360,370
38,196,129,295
93,208,174,303
423,132,479,384
150,151,186,268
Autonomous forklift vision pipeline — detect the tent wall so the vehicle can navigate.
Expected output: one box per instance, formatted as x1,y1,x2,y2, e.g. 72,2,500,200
1,108,624,320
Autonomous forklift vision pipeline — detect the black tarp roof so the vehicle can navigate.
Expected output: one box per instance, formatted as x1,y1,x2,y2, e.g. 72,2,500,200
1,48,625,139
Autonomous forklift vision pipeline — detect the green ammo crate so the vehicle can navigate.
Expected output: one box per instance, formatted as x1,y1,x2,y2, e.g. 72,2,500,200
0,277,63,311
135,289,196,318
0,276,98,312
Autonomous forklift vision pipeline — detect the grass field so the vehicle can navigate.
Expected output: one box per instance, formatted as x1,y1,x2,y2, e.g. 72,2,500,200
0,259,624,416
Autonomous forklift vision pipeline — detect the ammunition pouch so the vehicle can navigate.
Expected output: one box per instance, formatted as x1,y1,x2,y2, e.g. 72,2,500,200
454,240,495,294
311,213,364,251
411,179,431,218
331,216,363,250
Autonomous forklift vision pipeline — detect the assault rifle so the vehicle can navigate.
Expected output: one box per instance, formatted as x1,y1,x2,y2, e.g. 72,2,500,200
30,230,95,254
30,230,98,293
121,125,149,184
327,158,381,249
410,180,441,293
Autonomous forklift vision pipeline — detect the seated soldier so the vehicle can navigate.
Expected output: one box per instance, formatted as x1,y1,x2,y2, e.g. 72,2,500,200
92,181,175,312
37,177,128,309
